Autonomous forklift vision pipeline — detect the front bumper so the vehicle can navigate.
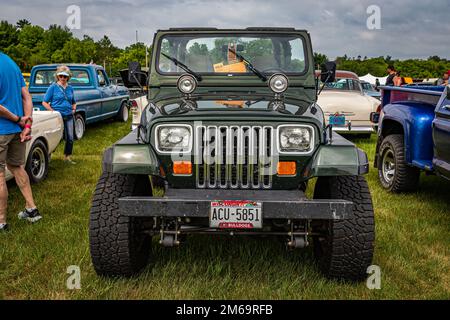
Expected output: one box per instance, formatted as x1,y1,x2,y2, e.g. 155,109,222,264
119,189,352,220
332,125,375,134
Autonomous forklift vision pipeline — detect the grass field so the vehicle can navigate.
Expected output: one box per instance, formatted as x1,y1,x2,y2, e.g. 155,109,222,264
1,118,449,300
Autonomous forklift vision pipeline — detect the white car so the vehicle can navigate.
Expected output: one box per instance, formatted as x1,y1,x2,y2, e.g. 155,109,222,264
5,111,63,183
317,70,380,137
130,94,148,130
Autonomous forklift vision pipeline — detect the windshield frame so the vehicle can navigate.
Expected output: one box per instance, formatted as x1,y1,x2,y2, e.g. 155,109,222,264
155,32,309,78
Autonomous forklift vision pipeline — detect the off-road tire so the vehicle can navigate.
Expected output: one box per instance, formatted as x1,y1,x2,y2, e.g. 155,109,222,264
313,175,375,281
377,134,420,192
90,172,153,277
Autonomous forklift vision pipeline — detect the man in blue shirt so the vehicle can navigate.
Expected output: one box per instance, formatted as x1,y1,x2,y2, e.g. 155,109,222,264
0,52,42,231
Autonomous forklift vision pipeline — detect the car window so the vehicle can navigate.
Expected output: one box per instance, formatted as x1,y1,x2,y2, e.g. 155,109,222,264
362,83,370,90
33,69,91,86
97,70,108,86
349,80,362,91
322,78,361,92
69,70,90,85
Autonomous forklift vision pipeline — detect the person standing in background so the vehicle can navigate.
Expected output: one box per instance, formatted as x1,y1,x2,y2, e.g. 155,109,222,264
42,65,77,164
437,71,449,86
393,71,406,86
0,51,42,232
385,65,396,86
375,78,381,91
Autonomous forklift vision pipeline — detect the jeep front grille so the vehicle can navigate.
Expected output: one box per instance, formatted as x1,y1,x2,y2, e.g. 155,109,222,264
195,125,275,189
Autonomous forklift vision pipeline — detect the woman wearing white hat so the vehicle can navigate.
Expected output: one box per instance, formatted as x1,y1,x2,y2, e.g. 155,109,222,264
42,65,77,164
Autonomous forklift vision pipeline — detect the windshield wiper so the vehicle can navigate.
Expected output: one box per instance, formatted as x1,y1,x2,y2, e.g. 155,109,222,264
228,48,267,82
161,52,202,81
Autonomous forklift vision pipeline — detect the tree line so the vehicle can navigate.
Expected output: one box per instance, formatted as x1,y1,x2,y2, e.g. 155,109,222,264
0,19,149,76
1,20,449,79
314,53,450,79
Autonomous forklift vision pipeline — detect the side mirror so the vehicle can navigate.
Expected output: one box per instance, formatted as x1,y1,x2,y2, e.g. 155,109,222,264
129,61,141,74
320,61,336,83
128,61,147,86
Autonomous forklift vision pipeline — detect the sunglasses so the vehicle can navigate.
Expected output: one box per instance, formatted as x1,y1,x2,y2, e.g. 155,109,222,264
58,75,69,79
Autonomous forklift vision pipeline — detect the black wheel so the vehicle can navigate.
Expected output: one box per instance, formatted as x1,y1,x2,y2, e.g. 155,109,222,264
89,172,153,277
116,103,129,122
377,134,420,192
74,113,85,140
25,139,49,184
313,175,375,281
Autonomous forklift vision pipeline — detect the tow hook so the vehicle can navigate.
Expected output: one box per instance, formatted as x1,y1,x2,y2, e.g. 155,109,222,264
159,218,181,247
287,237,307,249
287,221,308,249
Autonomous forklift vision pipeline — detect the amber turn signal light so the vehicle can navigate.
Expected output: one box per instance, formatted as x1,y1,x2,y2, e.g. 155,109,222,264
173,161,192,175
277,161,296,175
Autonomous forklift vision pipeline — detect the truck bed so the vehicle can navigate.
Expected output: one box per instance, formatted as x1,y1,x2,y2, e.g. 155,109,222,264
380,85,444,108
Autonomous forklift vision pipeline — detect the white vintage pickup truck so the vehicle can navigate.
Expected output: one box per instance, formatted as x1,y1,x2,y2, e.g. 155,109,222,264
5,110,63,183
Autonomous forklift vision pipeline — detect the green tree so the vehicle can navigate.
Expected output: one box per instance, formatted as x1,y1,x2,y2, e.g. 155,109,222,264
18,25,45,49
42,24,73,58
0,20,19,50
313,52,328,69
112,42,148,75
51,36,97,63
96,35,120,64
16,19,31,29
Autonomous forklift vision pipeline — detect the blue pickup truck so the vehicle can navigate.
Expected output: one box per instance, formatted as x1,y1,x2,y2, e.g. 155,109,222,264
29,64,130,139
374,85,450,192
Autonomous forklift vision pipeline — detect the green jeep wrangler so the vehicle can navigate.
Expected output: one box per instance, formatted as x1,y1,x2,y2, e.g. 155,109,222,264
90,28,375,281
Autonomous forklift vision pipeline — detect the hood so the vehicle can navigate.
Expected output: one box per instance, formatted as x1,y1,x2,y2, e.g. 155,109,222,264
32,110,62,123
147,93,324,126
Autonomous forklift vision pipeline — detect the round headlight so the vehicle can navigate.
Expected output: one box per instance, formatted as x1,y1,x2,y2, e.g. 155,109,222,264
269,73,289,94
177,74,197,94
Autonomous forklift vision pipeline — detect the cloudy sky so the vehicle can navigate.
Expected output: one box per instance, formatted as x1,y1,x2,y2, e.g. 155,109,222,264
1,0,449,59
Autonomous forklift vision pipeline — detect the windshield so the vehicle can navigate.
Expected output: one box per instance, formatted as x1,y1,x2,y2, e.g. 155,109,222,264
322,78,362,92
158,34,306,75
361,82,375,91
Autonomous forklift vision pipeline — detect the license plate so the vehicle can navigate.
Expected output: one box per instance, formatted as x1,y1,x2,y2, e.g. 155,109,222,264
210,200,262,229
329,114,346,126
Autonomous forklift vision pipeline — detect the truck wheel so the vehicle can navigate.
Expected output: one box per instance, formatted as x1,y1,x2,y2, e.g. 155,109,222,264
25,139,49,184
313,176,375,281
116,103,129,122
378,134,420,192
89,172,153,277
74,114,85,140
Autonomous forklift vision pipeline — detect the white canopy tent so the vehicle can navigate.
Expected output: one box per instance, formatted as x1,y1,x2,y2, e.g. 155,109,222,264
359,73,388,86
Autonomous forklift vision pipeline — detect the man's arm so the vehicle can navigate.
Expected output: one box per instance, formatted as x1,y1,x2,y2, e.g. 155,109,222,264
19,86,33,142
0,104,21,122
21,86,33,121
